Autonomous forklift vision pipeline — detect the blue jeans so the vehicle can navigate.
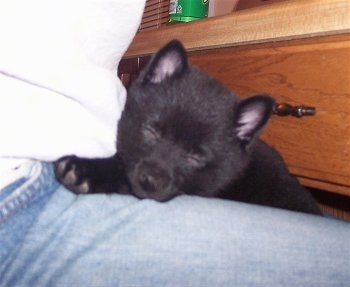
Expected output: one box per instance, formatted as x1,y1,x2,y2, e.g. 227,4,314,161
1,161,349,286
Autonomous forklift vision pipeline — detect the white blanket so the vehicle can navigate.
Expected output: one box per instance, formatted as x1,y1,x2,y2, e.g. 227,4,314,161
0,1,145,168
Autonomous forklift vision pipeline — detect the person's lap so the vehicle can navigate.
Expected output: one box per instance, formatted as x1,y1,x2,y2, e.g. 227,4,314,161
1,161,349,286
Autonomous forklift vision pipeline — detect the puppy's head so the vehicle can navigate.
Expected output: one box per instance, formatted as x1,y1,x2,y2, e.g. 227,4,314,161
117,40,275,201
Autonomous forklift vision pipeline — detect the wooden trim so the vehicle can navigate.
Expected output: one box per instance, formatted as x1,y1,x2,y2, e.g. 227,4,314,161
298,177,350,198
125,0,350,58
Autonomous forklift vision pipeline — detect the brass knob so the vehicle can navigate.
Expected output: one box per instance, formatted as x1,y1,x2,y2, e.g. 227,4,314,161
273,103,316,117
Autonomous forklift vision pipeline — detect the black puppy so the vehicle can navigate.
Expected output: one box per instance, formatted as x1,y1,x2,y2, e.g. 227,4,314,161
55,40,321,215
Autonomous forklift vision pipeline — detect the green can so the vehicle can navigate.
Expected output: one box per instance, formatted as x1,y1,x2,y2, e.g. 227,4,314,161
169,0,209,23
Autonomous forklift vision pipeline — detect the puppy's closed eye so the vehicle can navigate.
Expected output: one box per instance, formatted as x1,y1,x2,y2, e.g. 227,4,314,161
142,124,160,145
185,147,212,169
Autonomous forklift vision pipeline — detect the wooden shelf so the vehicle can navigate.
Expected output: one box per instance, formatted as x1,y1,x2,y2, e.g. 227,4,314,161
125,0,350,58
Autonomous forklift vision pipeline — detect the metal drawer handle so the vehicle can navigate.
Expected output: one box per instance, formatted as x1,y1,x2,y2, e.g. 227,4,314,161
273,103,316,117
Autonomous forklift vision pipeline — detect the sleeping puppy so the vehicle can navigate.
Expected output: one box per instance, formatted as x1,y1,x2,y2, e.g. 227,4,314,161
55,40,322,215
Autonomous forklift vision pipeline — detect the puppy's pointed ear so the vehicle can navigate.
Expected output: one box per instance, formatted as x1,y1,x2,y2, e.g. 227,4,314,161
139,40,188,84
235,95,275,145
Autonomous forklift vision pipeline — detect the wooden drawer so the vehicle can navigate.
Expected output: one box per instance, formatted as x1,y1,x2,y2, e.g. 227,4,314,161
188,35,350,196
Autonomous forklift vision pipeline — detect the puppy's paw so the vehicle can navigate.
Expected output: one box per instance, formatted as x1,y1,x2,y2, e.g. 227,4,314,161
54,156,92,194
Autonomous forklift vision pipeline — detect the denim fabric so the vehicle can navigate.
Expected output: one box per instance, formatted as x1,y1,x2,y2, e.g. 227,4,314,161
0,161,349,286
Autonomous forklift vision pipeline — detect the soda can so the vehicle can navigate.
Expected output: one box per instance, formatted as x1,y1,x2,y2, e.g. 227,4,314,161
169,0,209,23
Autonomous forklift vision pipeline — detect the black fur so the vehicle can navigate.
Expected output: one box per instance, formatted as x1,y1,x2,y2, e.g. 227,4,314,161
55,40,322,215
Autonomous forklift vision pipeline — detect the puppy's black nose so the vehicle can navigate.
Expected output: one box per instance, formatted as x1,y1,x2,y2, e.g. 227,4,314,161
135,161,172,195
138,172,157,193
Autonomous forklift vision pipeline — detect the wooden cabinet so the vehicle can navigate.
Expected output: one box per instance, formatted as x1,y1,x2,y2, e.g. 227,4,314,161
119,0,350,198
188,35,350,196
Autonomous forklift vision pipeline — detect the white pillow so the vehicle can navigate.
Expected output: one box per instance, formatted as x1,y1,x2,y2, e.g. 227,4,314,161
0,1,145,162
